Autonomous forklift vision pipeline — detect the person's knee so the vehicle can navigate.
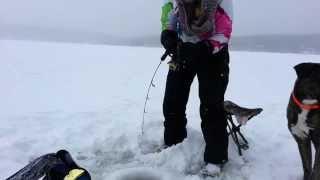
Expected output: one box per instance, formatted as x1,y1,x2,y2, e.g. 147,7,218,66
200,103,225,118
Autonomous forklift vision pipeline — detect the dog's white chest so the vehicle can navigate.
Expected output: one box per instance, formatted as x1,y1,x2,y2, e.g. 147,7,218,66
291,99,318,139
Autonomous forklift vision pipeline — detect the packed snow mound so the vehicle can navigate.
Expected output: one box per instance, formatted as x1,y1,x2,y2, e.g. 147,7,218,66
0,40,319,180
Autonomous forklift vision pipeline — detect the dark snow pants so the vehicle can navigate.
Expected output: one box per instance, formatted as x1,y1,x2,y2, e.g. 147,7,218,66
163,46,229,164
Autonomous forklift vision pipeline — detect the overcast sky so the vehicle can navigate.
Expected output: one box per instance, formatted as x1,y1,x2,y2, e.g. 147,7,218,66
0,0,319,38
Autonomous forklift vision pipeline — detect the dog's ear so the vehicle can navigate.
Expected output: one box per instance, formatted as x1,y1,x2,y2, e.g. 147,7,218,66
294,63,316,79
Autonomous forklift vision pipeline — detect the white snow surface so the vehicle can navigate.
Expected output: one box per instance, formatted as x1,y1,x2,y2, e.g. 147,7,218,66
1,40,320,180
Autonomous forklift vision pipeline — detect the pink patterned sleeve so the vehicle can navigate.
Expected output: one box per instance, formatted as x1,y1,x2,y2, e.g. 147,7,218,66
208,0,233,53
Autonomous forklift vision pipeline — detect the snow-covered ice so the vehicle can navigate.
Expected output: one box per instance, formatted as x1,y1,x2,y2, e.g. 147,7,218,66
0,40,319,179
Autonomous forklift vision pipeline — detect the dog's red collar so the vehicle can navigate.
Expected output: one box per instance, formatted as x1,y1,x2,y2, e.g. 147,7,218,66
292,93,320,110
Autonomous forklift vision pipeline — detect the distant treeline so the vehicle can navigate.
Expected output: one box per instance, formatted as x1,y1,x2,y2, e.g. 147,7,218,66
131,35,320,55
1,25,319,54
230,35,320,54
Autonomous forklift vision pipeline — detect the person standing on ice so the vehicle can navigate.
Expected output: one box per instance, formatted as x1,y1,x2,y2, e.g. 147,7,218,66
160,0,233,176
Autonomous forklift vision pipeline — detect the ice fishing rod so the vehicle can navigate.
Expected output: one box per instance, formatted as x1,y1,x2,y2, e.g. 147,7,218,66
141,50,171,136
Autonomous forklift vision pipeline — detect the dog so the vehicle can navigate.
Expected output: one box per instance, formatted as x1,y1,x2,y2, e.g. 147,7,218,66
287,62,320,180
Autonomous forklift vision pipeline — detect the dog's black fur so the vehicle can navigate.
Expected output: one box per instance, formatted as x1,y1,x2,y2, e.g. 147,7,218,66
287,62,320,180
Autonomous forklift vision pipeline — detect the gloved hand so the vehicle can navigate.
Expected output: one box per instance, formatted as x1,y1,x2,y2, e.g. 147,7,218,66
161,30,178,54
168,42,197,71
